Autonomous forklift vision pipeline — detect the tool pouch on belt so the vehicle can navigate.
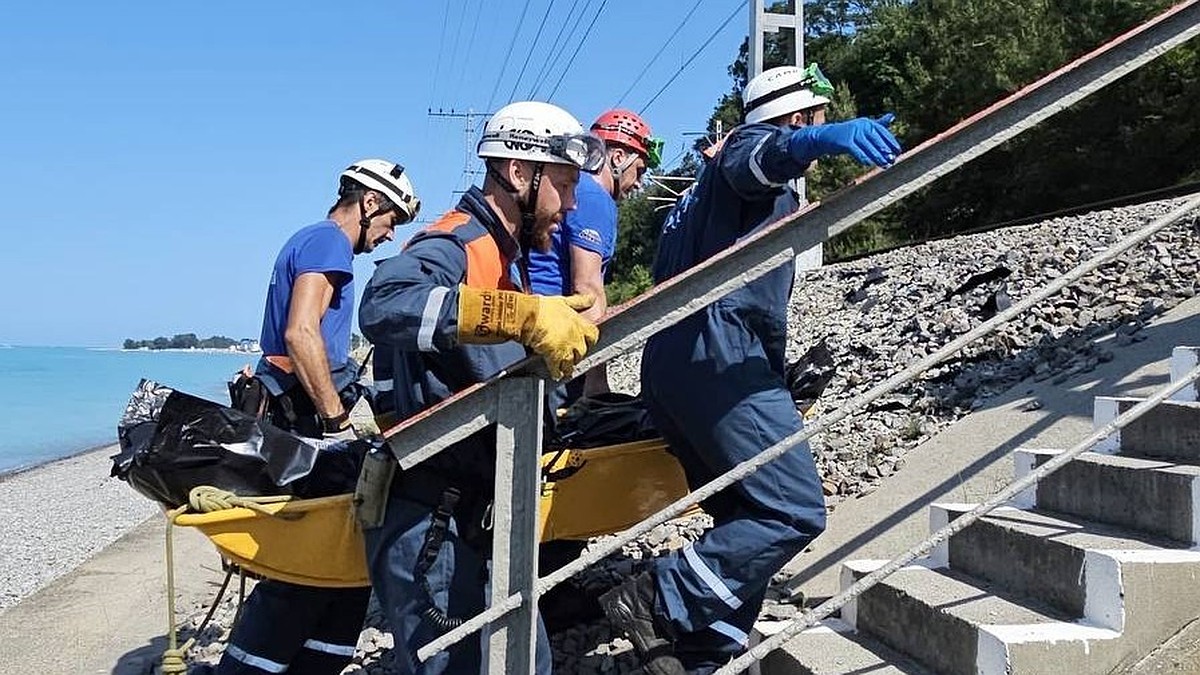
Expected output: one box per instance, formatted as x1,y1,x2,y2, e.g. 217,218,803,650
229,368,270,419
354,447,397,529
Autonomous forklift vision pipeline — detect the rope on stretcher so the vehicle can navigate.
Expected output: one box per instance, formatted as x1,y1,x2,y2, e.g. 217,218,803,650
160,486,295,674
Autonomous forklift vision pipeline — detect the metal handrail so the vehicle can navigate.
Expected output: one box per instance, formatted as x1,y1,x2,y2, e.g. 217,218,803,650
380,0,1200,669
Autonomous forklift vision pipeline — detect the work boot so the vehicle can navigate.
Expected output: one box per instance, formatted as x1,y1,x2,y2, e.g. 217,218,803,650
599,572,685,675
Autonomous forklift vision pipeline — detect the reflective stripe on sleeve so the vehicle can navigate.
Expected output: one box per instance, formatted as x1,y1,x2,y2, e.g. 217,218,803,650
417,286,450,351
748,134,786,188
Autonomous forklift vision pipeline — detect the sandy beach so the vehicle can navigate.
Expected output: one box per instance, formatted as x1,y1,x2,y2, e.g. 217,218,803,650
0,445,159,611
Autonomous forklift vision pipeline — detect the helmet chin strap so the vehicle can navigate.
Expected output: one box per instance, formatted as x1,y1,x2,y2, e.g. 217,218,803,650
355,194,390,254
607,151,639,200
486,162,543,290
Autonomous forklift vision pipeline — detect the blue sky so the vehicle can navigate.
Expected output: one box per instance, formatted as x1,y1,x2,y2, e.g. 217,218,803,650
0,0,749,347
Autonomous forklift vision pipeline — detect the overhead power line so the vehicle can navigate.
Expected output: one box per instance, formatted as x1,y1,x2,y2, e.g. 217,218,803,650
507,0,559,104
486,0,536,112
614,0,707,108
527,0,587,99
546,0,609,99
428,2,454,108
449,0,487,104
639,0,747,115
444,0,473,105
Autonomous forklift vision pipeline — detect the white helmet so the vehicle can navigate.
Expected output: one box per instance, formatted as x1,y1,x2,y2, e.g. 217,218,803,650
341,159,421,223
743,66,831,124
477,101,606,173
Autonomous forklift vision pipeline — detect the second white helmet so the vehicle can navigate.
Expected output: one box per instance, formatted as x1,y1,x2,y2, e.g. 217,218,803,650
743,66,831,125
477,101,606,173
341,159,421,223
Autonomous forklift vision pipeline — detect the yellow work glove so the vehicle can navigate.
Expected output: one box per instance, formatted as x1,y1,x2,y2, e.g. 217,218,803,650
457,285,599,380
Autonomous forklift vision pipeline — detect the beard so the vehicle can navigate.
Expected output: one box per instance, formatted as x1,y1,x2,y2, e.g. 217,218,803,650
530,211,563,252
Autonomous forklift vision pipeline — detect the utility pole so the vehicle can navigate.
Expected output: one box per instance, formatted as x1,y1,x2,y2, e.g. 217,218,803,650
428,107,491,203
748,0,821,270
748,0,803,80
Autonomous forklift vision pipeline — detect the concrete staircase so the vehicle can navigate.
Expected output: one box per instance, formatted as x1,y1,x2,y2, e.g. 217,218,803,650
760,347,1200,675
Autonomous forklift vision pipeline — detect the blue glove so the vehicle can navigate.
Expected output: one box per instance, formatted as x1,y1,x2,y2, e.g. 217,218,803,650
788,114,902,167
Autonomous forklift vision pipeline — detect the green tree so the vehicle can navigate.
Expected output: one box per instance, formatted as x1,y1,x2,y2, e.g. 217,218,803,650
838,0,1191,242
170,333,199,349
610,0,1200,281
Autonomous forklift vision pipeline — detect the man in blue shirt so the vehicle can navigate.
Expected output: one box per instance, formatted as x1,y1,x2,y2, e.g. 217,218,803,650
527,109,660,399
599,66,901,674
213,159,421,675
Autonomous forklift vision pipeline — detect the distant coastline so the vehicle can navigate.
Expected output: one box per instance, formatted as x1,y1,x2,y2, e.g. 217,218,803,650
122,333,259,352
116,347,261,354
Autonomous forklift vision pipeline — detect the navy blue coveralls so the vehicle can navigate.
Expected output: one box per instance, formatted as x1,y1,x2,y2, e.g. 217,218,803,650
216,346,370,672
358,187,553,675
640,123,827,671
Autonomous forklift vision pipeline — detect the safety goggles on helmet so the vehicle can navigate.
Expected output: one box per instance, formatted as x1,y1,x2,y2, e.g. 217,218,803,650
803,62,835,98
546,132,607,173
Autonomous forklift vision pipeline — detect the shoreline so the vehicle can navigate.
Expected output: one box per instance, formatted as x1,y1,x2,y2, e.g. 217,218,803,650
0,439,120,482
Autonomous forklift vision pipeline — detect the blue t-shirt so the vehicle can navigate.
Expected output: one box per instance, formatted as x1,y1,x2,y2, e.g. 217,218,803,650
258,220,355,367
527,172,617,296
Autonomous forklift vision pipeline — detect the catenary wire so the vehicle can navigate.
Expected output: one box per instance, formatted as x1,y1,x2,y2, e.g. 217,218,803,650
614,0,707,107
639,0,747,115
507,0,559,103
486,0,535,112
545,0,610,99
427,2,454,109
528,0,588,98
449,0,487,104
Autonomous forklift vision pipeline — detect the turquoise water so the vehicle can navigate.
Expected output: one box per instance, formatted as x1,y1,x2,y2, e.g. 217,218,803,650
0,346,255,473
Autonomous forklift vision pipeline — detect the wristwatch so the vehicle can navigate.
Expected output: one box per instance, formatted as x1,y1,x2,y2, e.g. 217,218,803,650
321,410,351,434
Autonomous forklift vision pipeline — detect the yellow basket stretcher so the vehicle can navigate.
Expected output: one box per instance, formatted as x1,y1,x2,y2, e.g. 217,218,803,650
172,439,690,588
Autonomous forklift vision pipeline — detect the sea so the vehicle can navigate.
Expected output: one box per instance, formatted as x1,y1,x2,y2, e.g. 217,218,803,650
0,346,255,474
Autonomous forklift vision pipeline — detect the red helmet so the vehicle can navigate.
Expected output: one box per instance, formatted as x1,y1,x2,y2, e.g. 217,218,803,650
590,109,660,168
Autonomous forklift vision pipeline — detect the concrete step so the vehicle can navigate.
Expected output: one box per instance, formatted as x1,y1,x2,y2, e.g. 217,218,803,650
1170,346,1200,402
930,504,1191,624
1093,397,1200,462
842,561,1116,675
756,618,932,675
1014,449,1200,543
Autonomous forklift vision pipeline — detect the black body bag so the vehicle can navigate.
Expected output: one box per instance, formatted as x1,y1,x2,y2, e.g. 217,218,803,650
111,379,364,508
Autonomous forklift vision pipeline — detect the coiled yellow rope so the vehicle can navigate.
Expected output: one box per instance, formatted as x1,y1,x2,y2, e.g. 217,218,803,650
161,487,294,673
